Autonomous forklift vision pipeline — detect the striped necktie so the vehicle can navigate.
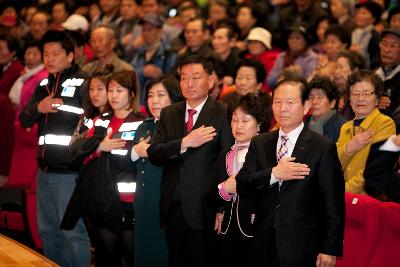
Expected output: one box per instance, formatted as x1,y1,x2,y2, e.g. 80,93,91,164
186,109,197,133
277,135,289,162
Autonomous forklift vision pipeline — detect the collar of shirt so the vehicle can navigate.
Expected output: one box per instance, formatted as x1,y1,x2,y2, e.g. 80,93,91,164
185,96,208,123
277,122,304,157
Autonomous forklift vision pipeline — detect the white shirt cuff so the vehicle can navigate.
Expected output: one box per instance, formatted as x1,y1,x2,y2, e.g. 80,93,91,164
270,172,280,185
130,146,140,162
379,135,400,152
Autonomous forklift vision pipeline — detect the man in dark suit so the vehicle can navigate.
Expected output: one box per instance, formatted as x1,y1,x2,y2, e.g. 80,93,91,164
147,55,233,267
234,77,345,267
364,134,400,203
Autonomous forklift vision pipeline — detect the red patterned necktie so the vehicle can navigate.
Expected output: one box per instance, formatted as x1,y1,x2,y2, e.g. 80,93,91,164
277,135,289,162
186,109,197,133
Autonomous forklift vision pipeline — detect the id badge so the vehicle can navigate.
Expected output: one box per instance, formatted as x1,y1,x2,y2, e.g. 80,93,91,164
121,131,135,140
61,86,76,97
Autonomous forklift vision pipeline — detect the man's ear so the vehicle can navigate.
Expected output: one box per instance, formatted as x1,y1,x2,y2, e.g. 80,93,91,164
330,99,337,109
110,37,117,50
303,100,311,115
67,51,74,64
208,72,217,91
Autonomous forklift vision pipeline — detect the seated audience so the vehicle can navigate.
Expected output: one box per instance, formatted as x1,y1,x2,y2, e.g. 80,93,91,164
222,59,272,122
0,34,24,96
245,27,279,92
334,50,365,120
234,3,261,51
375,29,400,116
176,17,214,66
118,0,139,60
337,70,396,194
50,0,70,31
21,10,50,46
131,13,177,105
267,25,318,88
330,0,355,32
91,0,121,30
306,76,347,142
388,5,400,29
312,16,336,55
351,2,382,69
212,25,240,86
7,40,48,249
278,0,327,44
313,24,351,78
83,25,133,76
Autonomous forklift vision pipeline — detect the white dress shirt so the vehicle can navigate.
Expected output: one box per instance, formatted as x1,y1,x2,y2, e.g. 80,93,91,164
270,123,304,185
185,96,208,124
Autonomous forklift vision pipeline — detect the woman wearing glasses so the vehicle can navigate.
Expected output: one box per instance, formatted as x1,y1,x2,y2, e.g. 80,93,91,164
337,70,395,194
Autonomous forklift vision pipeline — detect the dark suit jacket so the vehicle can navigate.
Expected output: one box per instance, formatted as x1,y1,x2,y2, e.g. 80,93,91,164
216,147,255,237
364,140,400,203
236,127,345,267
147,97,233,230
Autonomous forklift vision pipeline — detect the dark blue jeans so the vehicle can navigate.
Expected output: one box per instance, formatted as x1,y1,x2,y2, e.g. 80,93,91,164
37,169,90,267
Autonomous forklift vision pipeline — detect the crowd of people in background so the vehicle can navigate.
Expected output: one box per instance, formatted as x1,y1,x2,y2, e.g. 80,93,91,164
0,0,399,266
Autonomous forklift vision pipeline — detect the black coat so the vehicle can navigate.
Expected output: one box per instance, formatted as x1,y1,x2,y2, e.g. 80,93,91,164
217,147,255,237
61,112,143,231
364,140,400,203
236,127,345,267
147,97,233,230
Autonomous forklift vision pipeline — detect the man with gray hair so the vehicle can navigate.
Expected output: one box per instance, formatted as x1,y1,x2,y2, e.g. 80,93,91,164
83,25,133,75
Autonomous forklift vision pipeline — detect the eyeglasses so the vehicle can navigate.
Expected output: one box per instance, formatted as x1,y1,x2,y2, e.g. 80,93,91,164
380,40,400,50
350,91,375,98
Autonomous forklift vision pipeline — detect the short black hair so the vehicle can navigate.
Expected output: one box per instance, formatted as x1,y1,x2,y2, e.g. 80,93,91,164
30,10,51,24
324,24,351,48
307,76,339,103
144,74,184,115
236,3,261,26
23,39,40,54
388,5,400,25
235,58,266,84
0,34,20,54
274,76,308,104
186,17,209,31
180,55,215,75
337,50,366,70
347,70,384,99
214,24,236,40
231,93,272,133
39,30,75,55
52,0,72,14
